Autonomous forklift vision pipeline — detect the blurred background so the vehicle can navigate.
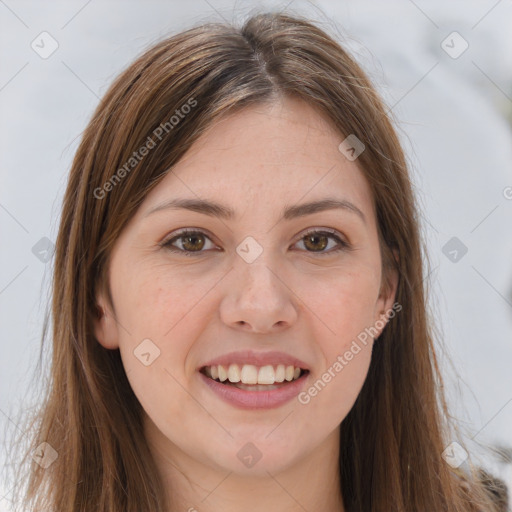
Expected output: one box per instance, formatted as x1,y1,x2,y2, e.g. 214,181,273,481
1,0,511,509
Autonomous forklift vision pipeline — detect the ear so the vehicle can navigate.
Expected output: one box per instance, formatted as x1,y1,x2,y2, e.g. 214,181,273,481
373,248,400,339
93,292,120,350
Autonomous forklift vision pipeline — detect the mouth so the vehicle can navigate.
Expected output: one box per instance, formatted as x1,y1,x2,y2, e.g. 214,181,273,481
200,363,309,391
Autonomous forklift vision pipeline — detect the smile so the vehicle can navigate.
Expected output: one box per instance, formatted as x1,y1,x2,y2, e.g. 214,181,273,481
199,364,310,409
201,363,306,388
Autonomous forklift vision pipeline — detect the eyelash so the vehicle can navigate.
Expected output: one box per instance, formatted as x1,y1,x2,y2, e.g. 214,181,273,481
160,228,351,257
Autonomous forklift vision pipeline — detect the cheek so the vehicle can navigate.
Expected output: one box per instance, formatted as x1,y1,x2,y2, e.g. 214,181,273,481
298,336,373,434
112,263,223,403
304,264,380,344
109,265,189,390
113,270,205,436
113,261,209,341
294,267,378,427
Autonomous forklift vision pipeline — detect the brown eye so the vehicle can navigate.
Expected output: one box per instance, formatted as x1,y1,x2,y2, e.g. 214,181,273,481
294,230,349,255
303,233,329,252
180,233,205,251
162,230,215,256
161,228,349,257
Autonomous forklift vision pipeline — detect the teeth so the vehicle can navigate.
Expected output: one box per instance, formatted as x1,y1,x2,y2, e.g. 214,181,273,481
241,364,258,384
258,365,275,385
227,364,241,383
203,363,305,384
275,364,285,382
218,364,228,382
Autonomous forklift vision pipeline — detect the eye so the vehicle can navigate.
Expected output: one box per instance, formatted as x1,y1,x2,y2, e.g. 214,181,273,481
292,228,350,255
160,228,351,257
161,229,217,257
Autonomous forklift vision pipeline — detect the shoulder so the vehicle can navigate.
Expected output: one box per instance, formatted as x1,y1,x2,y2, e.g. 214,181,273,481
476,468,509,512
454,466,509,512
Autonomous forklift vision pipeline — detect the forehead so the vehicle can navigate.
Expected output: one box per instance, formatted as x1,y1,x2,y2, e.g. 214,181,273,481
138,96,376,222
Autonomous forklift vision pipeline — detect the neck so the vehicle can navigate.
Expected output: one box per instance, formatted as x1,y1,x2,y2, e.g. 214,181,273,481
144,418,345,512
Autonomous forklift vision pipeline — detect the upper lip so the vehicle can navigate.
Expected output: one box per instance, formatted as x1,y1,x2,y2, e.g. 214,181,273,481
199,350,310,371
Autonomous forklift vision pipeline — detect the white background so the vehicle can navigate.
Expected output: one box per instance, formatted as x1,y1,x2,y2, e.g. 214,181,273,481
1,0,511,508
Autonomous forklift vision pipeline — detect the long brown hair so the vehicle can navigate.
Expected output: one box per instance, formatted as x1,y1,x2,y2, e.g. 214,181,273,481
11,10,502,512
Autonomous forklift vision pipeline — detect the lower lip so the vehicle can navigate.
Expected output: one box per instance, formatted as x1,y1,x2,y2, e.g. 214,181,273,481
199,371,309,410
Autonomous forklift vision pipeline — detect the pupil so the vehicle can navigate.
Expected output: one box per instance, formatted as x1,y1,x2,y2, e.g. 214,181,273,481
305,234,327,251
183,234,204,251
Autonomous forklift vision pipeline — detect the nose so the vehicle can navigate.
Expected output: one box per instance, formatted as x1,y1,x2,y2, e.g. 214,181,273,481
219,255,298,334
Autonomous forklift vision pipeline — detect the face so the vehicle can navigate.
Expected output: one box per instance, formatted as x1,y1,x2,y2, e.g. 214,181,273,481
94,96,397,478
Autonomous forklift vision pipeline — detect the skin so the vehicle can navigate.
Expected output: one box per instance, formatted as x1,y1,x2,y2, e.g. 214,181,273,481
94,96,398,512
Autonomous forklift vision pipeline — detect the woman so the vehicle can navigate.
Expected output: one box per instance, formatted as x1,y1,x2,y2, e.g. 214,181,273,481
12,10,504,512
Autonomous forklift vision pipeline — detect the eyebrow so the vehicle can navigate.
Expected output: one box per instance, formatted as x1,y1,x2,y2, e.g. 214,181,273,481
144,197,366,224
